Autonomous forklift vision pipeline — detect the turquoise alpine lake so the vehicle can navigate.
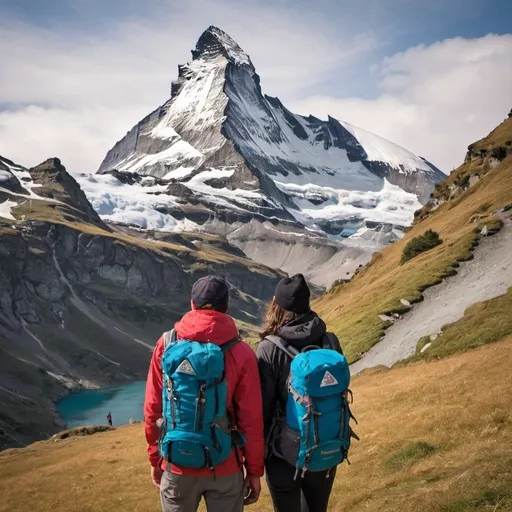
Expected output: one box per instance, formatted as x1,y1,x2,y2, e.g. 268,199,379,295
57,381,146,428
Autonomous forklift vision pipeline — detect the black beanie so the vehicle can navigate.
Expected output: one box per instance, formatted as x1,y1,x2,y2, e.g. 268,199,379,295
274,274,311,314
191,275,229,312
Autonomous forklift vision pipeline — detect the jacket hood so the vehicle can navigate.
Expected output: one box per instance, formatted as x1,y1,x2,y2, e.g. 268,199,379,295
175,309,238,345
277,310,327,349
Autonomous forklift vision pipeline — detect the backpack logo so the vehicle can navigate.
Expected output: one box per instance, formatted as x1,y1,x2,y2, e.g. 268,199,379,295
320,371,338,387
176,359,196,375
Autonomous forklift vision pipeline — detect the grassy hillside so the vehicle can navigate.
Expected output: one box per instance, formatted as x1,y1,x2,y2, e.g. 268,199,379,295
315,116,512,363
1,338,510,512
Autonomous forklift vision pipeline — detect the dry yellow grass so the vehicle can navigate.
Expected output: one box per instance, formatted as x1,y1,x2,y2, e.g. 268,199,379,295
315,122,512,362
1,339,511,512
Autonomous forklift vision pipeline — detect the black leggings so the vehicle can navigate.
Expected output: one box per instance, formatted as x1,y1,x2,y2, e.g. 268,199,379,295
265,455,336,512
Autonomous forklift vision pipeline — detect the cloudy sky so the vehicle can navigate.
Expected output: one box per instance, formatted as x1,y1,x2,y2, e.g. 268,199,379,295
0,0,511,174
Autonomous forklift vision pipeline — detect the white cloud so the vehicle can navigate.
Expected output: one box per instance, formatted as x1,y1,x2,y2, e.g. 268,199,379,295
0,1,376,173
293,34,512,172
1,1,510,177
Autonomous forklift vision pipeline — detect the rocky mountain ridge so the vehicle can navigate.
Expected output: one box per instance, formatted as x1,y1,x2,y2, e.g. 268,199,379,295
0,155,281,449
415,113,512,223
87,26,446,287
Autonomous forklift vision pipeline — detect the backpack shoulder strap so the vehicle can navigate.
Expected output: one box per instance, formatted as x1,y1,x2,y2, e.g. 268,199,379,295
220,337,241,354
162,329,177,351
265,335,300,359
323,332,343,355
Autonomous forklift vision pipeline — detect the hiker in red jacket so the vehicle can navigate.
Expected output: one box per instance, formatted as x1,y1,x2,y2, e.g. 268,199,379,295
144,275,264,512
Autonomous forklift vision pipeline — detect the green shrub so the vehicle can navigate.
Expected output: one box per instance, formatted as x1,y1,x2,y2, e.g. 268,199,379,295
384,441,436,470
329,278,350,292
454,174,470,189
401,230,443,264
472,201,493,214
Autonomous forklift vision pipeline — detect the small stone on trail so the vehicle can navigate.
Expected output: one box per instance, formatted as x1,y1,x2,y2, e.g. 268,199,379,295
378,314,393,322
400,298,411,307
430,333,438,341
420,343,432,353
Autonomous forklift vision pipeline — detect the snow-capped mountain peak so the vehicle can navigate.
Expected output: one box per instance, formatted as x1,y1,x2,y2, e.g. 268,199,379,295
193,26,253,67
92,27,446,287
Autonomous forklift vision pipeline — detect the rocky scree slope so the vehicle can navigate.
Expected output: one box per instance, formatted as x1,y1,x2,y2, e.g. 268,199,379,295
350,210,512,374
88,26,445,287
0,155,281,449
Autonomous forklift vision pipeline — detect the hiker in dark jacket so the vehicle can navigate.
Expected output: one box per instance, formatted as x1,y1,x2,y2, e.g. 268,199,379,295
257,274,342,512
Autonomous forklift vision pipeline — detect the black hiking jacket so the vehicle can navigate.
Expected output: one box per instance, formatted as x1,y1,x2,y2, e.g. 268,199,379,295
256,311,342,443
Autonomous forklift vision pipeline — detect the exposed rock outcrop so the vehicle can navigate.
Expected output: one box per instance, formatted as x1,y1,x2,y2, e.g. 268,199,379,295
0,155,281,449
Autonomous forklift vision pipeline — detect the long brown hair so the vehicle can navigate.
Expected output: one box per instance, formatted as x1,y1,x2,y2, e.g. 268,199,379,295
259,299,298,339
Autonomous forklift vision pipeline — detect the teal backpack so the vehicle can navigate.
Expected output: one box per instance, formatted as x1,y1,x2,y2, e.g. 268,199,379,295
157,330,244,470
268,334,359,478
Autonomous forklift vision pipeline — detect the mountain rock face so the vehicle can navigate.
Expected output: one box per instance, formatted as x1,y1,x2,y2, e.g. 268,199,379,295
93,27,445,287
0,154,280,449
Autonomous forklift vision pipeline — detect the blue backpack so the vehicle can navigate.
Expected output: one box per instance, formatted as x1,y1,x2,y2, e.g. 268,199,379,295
157,330,244,470
268,334,359,478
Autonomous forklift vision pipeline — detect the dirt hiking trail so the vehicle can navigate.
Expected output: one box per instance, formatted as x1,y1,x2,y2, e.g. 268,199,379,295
350,212,512,375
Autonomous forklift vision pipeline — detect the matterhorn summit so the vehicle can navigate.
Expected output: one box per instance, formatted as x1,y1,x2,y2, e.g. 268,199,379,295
79,26,445,287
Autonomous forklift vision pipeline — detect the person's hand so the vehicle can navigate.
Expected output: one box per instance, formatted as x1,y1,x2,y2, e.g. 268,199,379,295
151,466,164,489
243,474,261,506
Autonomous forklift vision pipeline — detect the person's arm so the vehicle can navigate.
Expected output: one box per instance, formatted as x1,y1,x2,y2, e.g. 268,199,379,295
144,337,164,469
233,345,265,478
256,340,279,441
332,333,344,355
324,332,343,355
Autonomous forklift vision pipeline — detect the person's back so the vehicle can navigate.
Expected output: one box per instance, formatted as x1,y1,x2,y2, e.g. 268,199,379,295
257,274,347,512
144,275,264,512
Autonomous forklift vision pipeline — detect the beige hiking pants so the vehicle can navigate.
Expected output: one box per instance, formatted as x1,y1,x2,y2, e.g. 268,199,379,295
160,470,244,512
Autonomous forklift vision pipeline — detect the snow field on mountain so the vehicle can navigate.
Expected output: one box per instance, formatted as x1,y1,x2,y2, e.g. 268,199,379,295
227,70,384,191
165,57,228,132
73,167,273,232
186,168,267,205
75,163,420,238
277,179,421,233
0,158,67,220
0,199,17,220
115,140,203,175
72,173,189,231
340,121,433,174
0,158,48,200
113,56,229,177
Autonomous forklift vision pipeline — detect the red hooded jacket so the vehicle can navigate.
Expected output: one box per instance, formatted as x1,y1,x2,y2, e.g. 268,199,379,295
144,308,264,477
